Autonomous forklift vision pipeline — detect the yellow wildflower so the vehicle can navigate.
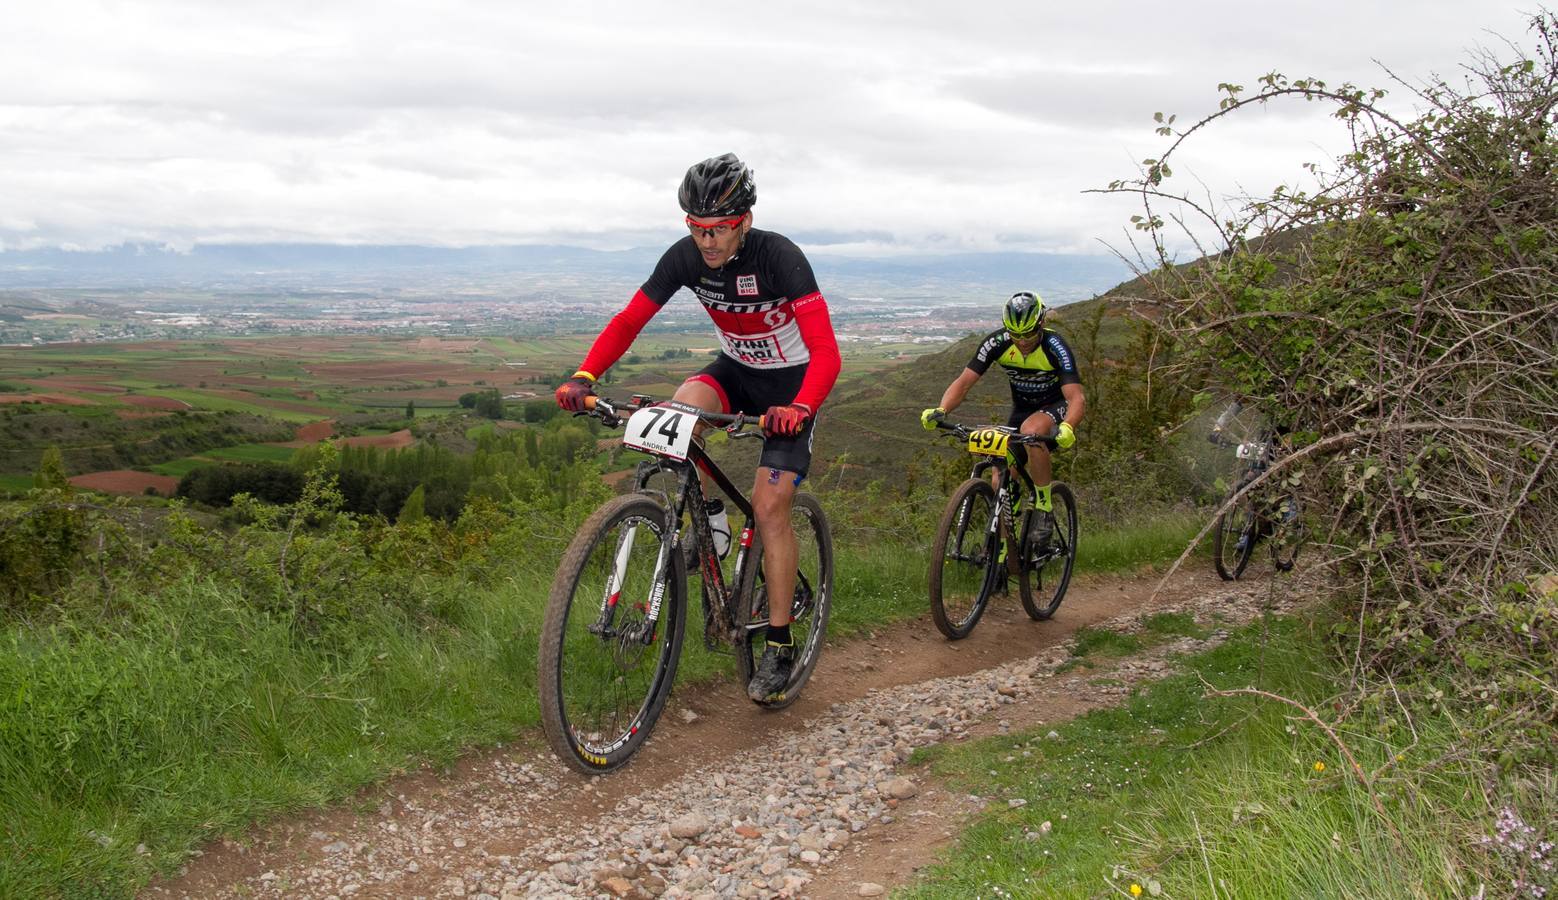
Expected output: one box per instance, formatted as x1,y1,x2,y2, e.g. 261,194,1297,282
1313,761,1326,773
1130,885,1143,897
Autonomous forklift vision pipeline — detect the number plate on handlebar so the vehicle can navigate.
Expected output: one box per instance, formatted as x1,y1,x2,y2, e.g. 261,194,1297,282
623,404,699,460
967,428,1011,458
1236,442,1267,460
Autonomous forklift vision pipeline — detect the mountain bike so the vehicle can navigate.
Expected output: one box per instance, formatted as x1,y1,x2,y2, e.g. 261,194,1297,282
1209,429,1304,580
926,419,1078,638
537,395,834,774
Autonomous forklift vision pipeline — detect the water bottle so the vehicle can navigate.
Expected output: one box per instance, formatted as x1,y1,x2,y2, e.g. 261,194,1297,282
706,498,731,559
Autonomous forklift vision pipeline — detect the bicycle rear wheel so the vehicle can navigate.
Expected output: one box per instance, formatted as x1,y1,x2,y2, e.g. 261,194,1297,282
734,493,834,709
538,494,687,774
928,478,999,639
1019,482,1077,620
1212,492,1258,581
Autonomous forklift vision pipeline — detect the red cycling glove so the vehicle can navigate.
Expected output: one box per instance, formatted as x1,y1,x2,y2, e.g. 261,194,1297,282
764,403,812,438
555,375,595,412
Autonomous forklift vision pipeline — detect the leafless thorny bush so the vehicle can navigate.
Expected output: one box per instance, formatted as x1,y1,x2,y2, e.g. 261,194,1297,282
1108,13,1558,785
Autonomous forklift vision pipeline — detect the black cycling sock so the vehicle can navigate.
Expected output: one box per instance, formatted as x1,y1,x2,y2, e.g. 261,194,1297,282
766,623,792,647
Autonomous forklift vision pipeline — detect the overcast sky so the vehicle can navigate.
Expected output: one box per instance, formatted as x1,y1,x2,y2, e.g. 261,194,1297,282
0,1,1536,258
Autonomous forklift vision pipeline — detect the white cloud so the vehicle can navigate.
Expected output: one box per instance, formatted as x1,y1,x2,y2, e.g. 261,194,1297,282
0,0,1535,255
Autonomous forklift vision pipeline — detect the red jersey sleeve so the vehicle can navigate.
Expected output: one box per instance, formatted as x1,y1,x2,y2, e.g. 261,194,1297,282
577,290,662,380
790,292,840,411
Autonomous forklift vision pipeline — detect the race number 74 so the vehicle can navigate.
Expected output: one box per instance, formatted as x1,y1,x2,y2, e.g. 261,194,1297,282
622,406,698,460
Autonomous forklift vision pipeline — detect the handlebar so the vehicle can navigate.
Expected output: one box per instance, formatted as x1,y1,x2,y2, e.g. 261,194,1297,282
932,417,1058,449
583,394,766,433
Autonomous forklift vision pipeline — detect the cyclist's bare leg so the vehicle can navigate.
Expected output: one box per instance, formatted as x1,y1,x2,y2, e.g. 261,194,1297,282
751,468,798,628
1020,410,1058,495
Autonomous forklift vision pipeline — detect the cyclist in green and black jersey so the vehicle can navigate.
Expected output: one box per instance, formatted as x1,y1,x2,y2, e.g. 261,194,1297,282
921,291,1086,543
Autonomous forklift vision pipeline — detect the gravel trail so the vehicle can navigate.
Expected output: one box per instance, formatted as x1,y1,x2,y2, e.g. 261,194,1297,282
147,567,1304,899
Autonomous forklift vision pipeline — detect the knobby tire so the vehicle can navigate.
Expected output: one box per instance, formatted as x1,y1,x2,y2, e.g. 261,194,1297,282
734,493,834,709
1019,481,1077,621
928,478,1000,639
538,494,687,774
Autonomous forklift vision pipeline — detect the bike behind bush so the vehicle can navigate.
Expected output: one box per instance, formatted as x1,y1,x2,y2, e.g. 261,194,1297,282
1210,429,1304,580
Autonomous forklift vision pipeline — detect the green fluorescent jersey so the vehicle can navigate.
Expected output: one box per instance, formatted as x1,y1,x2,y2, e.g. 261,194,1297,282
966,328,1081,408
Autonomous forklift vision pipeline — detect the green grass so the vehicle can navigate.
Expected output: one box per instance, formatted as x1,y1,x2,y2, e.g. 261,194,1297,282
1077,508,1207,573
136,389,320,423
0,502,1210,897
148,458,214,477
0,563,558,898
0,473,35,494
201,444,296,463
900,617,1491,898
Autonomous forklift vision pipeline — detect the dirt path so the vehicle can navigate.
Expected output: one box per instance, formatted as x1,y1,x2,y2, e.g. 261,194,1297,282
144,567,1297,899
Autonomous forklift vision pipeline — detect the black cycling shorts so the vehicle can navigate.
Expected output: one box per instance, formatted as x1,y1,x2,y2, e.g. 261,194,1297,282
686,355,816,479
1007,401,1068,434
1006,401,1067,470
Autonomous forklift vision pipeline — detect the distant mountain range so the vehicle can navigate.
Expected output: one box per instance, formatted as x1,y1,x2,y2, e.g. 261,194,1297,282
0,242,1132,303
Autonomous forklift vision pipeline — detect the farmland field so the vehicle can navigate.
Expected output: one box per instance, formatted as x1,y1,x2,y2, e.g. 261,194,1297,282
0,331,952,494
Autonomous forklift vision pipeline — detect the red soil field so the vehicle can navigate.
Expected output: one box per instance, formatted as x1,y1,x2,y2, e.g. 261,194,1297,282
293,420,335,442
0,393,94,406
25,379,127,395
69,470,180,496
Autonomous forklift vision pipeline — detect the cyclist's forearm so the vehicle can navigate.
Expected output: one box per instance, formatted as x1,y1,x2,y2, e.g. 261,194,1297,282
1061,383,1086,427
939,369,980,411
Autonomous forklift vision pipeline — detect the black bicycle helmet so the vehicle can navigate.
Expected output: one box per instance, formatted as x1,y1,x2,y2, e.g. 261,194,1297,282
678,153,757,217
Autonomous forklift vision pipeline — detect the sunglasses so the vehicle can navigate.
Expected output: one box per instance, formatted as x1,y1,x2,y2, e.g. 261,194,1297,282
685,214,746,237
1007,326,1042,340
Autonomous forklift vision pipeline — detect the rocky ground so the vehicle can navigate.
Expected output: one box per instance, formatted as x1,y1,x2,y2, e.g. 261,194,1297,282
147,566,1309,899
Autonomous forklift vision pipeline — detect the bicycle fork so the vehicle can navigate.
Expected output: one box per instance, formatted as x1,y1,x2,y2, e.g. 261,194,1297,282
588,520,672,646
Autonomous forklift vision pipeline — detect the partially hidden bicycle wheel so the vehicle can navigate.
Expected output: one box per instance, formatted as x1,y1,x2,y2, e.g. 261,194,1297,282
1270,498,1304,573
1019,481,1077,620
734,493,834,710
928,478,999,639
1212,490,1258,581
538,494,687,774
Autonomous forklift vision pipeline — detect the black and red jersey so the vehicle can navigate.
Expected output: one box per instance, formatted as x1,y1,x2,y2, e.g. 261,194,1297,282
578,228,841,410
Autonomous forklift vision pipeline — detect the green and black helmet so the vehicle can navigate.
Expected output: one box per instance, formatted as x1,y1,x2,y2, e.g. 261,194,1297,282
1003,291,1046,337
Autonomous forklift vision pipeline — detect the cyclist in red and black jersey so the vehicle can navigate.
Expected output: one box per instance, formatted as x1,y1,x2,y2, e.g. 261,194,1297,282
556,153,841,703
921,291,1086,544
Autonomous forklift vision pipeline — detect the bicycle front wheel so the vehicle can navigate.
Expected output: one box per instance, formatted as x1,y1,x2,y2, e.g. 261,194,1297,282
928,478,999,639
1270,498,1304,573
734,493,834,710
538,494,687,774
1019,482,1078,620
1212,491,1258,581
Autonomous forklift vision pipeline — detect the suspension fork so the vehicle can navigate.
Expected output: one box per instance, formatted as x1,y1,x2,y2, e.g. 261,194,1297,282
588,470,687,641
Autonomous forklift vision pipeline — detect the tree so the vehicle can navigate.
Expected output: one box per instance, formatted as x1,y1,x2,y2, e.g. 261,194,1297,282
398,484,427,523
473,389,504,420
405,400,415,419
33,447,70,491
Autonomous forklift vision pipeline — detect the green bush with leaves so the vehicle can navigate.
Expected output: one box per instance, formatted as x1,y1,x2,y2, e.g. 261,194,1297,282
1109,10,1558,878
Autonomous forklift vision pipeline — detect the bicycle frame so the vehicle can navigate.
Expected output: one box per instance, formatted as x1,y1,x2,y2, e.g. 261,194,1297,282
584,396,766,651
634,443,764,649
